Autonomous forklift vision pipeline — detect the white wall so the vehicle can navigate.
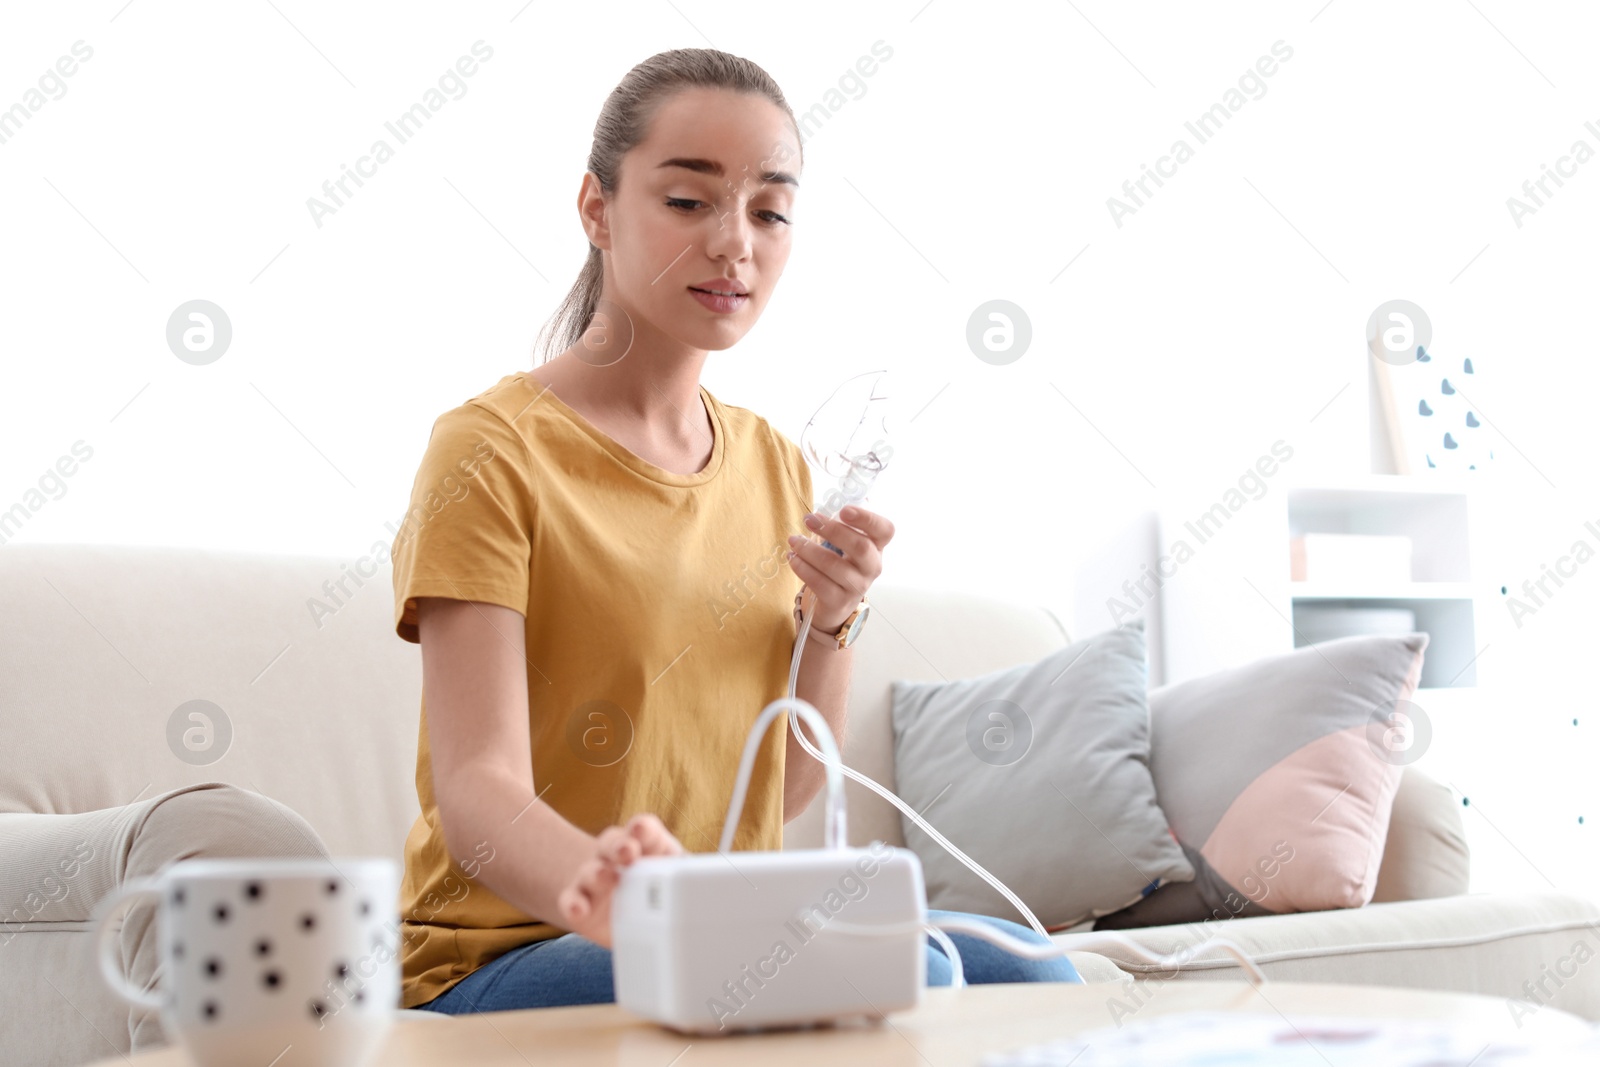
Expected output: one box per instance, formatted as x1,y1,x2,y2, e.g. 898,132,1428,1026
3,2,1596,900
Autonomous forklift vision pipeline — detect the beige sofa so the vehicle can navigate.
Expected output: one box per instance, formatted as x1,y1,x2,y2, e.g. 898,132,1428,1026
2,544,1597,1066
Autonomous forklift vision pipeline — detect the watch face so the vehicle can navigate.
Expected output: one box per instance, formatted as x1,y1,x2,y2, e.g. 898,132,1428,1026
844,603,869,646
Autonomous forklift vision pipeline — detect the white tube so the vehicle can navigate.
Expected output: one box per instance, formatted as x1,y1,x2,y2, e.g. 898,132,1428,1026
719,696,847,854
820,915,1268,987
930,915,1269,987
762,420,1264,978
787,593,1053,939
924,924,966,988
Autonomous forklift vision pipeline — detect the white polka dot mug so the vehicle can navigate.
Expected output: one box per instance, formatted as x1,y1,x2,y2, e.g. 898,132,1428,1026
93,857,400,1067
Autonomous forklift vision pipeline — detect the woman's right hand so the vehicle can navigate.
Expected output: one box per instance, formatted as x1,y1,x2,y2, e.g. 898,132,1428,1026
556,813,685,948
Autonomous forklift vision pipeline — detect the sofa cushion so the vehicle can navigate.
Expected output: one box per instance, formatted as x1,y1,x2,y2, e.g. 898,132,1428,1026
1056,892,1600,1023
1097,632,1429,929
890,618,1194,929
1063,951,1128,984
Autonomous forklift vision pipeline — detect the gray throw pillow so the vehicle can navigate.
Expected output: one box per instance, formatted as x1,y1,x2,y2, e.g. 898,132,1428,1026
890,618,1195,929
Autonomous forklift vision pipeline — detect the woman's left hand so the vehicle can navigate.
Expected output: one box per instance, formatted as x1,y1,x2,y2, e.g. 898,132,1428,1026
787,504,895,632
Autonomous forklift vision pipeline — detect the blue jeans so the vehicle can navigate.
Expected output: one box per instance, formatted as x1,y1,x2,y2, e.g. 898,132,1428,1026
416,908,1081,1014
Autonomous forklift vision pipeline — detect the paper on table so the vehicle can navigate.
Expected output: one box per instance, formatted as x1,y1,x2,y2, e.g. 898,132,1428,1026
981,1010,1600,1067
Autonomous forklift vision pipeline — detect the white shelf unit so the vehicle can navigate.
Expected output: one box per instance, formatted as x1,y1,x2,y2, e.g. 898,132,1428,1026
1158,475,1491,696
1290,582,1476,599
1287,482,1478,690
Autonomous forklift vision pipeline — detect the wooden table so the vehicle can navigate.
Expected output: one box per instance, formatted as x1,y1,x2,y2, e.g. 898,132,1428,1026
92,980,1595,1066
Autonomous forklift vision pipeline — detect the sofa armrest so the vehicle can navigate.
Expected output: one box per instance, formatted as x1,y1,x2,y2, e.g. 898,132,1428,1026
1051,892,1600,1022
0,782,330,1063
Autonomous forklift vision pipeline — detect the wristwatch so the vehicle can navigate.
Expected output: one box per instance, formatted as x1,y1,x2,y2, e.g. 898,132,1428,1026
794,590,870,650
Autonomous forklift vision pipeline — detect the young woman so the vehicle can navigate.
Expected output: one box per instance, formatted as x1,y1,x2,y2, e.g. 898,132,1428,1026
389,48,1080,1016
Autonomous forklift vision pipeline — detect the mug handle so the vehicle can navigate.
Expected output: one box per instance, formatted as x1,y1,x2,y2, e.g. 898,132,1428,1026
93,876,168,1012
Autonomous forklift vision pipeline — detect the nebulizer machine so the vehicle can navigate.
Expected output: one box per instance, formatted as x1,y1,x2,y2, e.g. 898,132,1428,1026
610,370,1265,1034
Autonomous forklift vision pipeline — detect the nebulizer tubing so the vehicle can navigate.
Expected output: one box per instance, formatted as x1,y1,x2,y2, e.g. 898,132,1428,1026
719,633,1270,986
820,915,1268,988
716,372,1267,985
785,575,1055,940
718,698,846,854
784,423,1058,940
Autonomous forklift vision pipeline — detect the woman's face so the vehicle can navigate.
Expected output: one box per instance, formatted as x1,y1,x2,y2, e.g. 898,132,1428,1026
596,87,800,352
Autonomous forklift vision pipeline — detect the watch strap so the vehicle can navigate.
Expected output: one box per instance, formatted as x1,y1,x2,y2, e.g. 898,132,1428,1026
794,590,863,649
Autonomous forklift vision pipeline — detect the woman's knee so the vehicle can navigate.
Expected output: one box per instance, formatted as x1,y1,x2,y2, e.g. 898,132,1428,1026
983,914,1053,946
926,909,1082,985
528,934,616,1002
426,934,617,1012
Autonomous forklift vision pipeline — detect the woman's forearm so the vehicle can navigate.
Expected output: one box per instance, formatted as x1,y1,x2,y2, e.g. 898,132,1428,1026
432,766,599,927
783,622,855,823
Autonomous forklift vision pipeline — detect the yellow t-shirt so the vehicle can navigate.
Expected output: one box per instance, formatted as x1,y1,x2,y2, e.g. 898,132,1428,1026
389,370,813,1009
